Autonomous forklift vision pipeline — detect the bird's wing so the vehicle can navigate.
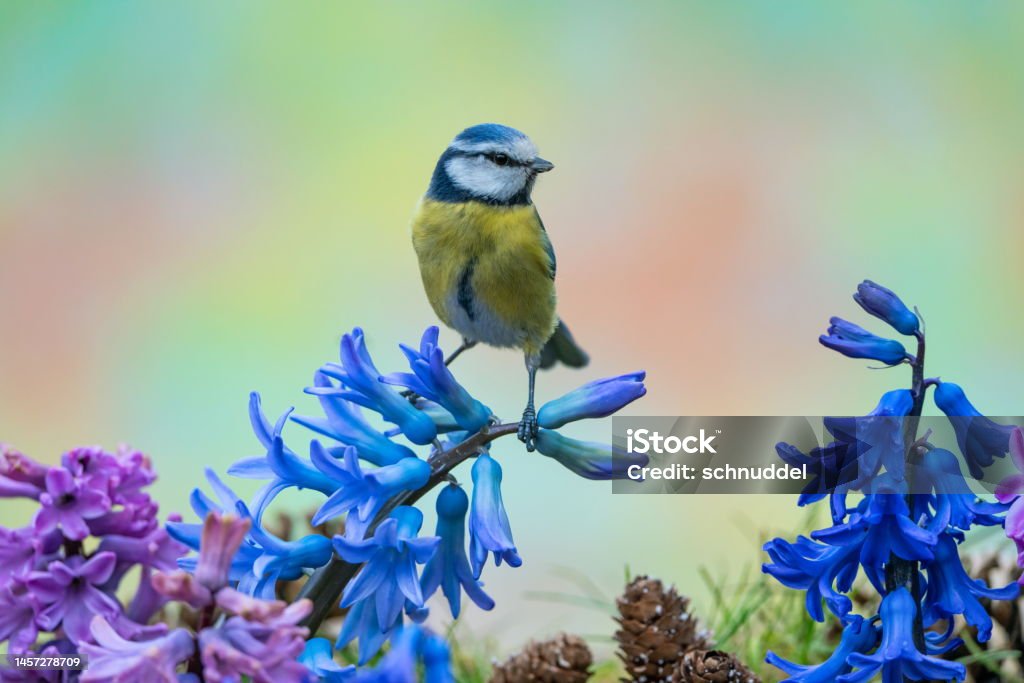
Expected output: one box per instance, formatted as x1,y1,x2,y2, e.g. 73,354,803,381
535,208,556,280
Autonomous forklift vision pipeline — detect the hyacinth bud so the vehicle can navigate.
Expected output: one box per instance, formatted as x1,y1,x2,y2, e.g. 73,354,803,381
0,446,48,498
469,454,521,577
537,371,646,430
151,569,213,608
853,280,919,336
195,512,250,591
534,429,648,480
819,317,908,366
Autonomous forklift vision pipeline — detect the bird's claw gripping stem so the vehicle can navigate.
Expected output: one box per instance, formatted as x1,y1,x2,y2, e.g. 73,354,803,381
518,405,538,451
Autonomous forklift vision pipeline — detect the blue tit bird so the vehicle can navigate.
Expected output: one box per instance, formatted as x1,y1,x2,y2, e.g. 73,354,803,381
411,123,589,451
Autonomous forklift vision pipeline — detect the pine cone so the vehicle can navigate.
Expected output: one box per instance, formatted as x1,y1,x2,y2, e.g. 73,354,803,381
615,575,711,681
678,649,759,683
489,633,592,682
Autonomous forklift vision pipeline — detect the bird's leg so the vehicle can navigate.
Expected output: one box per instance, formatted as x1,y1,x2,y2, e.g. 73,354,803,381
444,337,478,366
518,355,540,452
402,338,478,402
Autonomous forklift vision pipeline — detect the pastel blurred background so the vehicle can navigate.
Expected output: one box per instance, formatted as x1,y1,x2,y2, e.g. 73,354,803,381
3,1,1024,657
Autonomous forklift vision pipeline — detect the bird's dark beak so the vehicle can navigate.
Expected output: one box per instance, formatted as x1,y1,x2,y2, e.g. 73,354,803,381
530,157,554,173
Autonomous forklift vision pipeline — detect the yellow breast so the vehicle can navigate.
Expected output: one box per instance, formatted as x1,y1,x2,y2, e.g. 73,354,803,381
411,199,557,355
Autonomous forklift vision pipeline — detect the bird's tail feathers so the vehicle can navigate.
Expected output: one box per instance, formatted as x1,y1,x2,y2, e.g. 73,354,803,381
539,320,589,370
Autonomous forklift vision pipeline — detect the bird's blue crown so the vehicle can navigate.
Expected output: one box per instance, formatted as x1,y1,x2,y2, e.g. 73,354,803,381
452,123,527,146
426,123,539,206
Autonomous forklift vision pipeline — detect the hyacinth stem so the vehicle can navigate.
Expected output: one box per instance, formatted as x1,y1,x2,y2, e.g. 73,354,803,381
886,329,929,669
297,421,520,633
187,602,217,676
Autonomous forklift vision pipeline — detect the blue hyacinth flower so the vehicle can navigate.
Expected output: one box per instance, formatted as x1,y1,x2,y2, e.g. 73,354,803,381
420,484,494,618
333,506,440,663
350,626,454,683
468,454,521,577
819,317,909,366
336,598,397,666
920,448,1008,530
841,588,966,682
314,328,437,445
824,389,914,484
299,638,355,682
853,280,919,336
310,442,431,540
536,371,646,429
766,615,877,682
167,469,333,599
227,394,341,521
776,441,864,507
934,381,1014,479
762,535,860,621
534,429,649,480
922,534,1019,643
295,371,417,466
812,489,943,591
379,327,492,433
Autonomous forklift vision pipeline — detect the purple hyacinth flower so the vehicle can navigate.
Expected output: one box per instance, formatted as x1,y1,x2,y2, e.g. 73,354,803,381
852,280,919,336
762,535,860,622
421,484,494,618
34,468,110,541
468,454,521,577
922,534,1018,643
0,576,41,652
195,512,251,591
0,641,73,683
841,588,965,682
28,551,122,643
334,507,440,664
996,428,1024,582
79,616,194,683
819,317,909,366
0,446,47,499
996,427,1024,503
534,429,648,480
934,381,1015,479
300,637,356,682
314,328,437,445
97,524,188,573
310,442,430,539
61,447,121,492
380,327,492,433
199,597,313,683
536,371,646,429
0,525,60,582
294,371,416,466
766,614,877,682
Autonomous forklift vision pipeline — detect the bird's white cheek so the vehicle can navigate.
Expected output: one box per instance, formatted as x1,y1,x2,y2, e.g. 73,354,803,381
445,158,526,202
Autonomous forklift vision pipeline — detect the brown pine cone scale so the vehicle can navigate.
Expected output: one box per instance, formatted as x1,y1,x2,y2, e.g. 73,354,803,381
678,649,759,683
615,575,712,681
490,632,593,682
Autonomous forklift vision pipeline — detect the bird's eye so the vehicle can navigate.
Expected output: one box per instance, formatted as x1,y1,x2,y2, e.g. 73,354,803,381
492,153,510,166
